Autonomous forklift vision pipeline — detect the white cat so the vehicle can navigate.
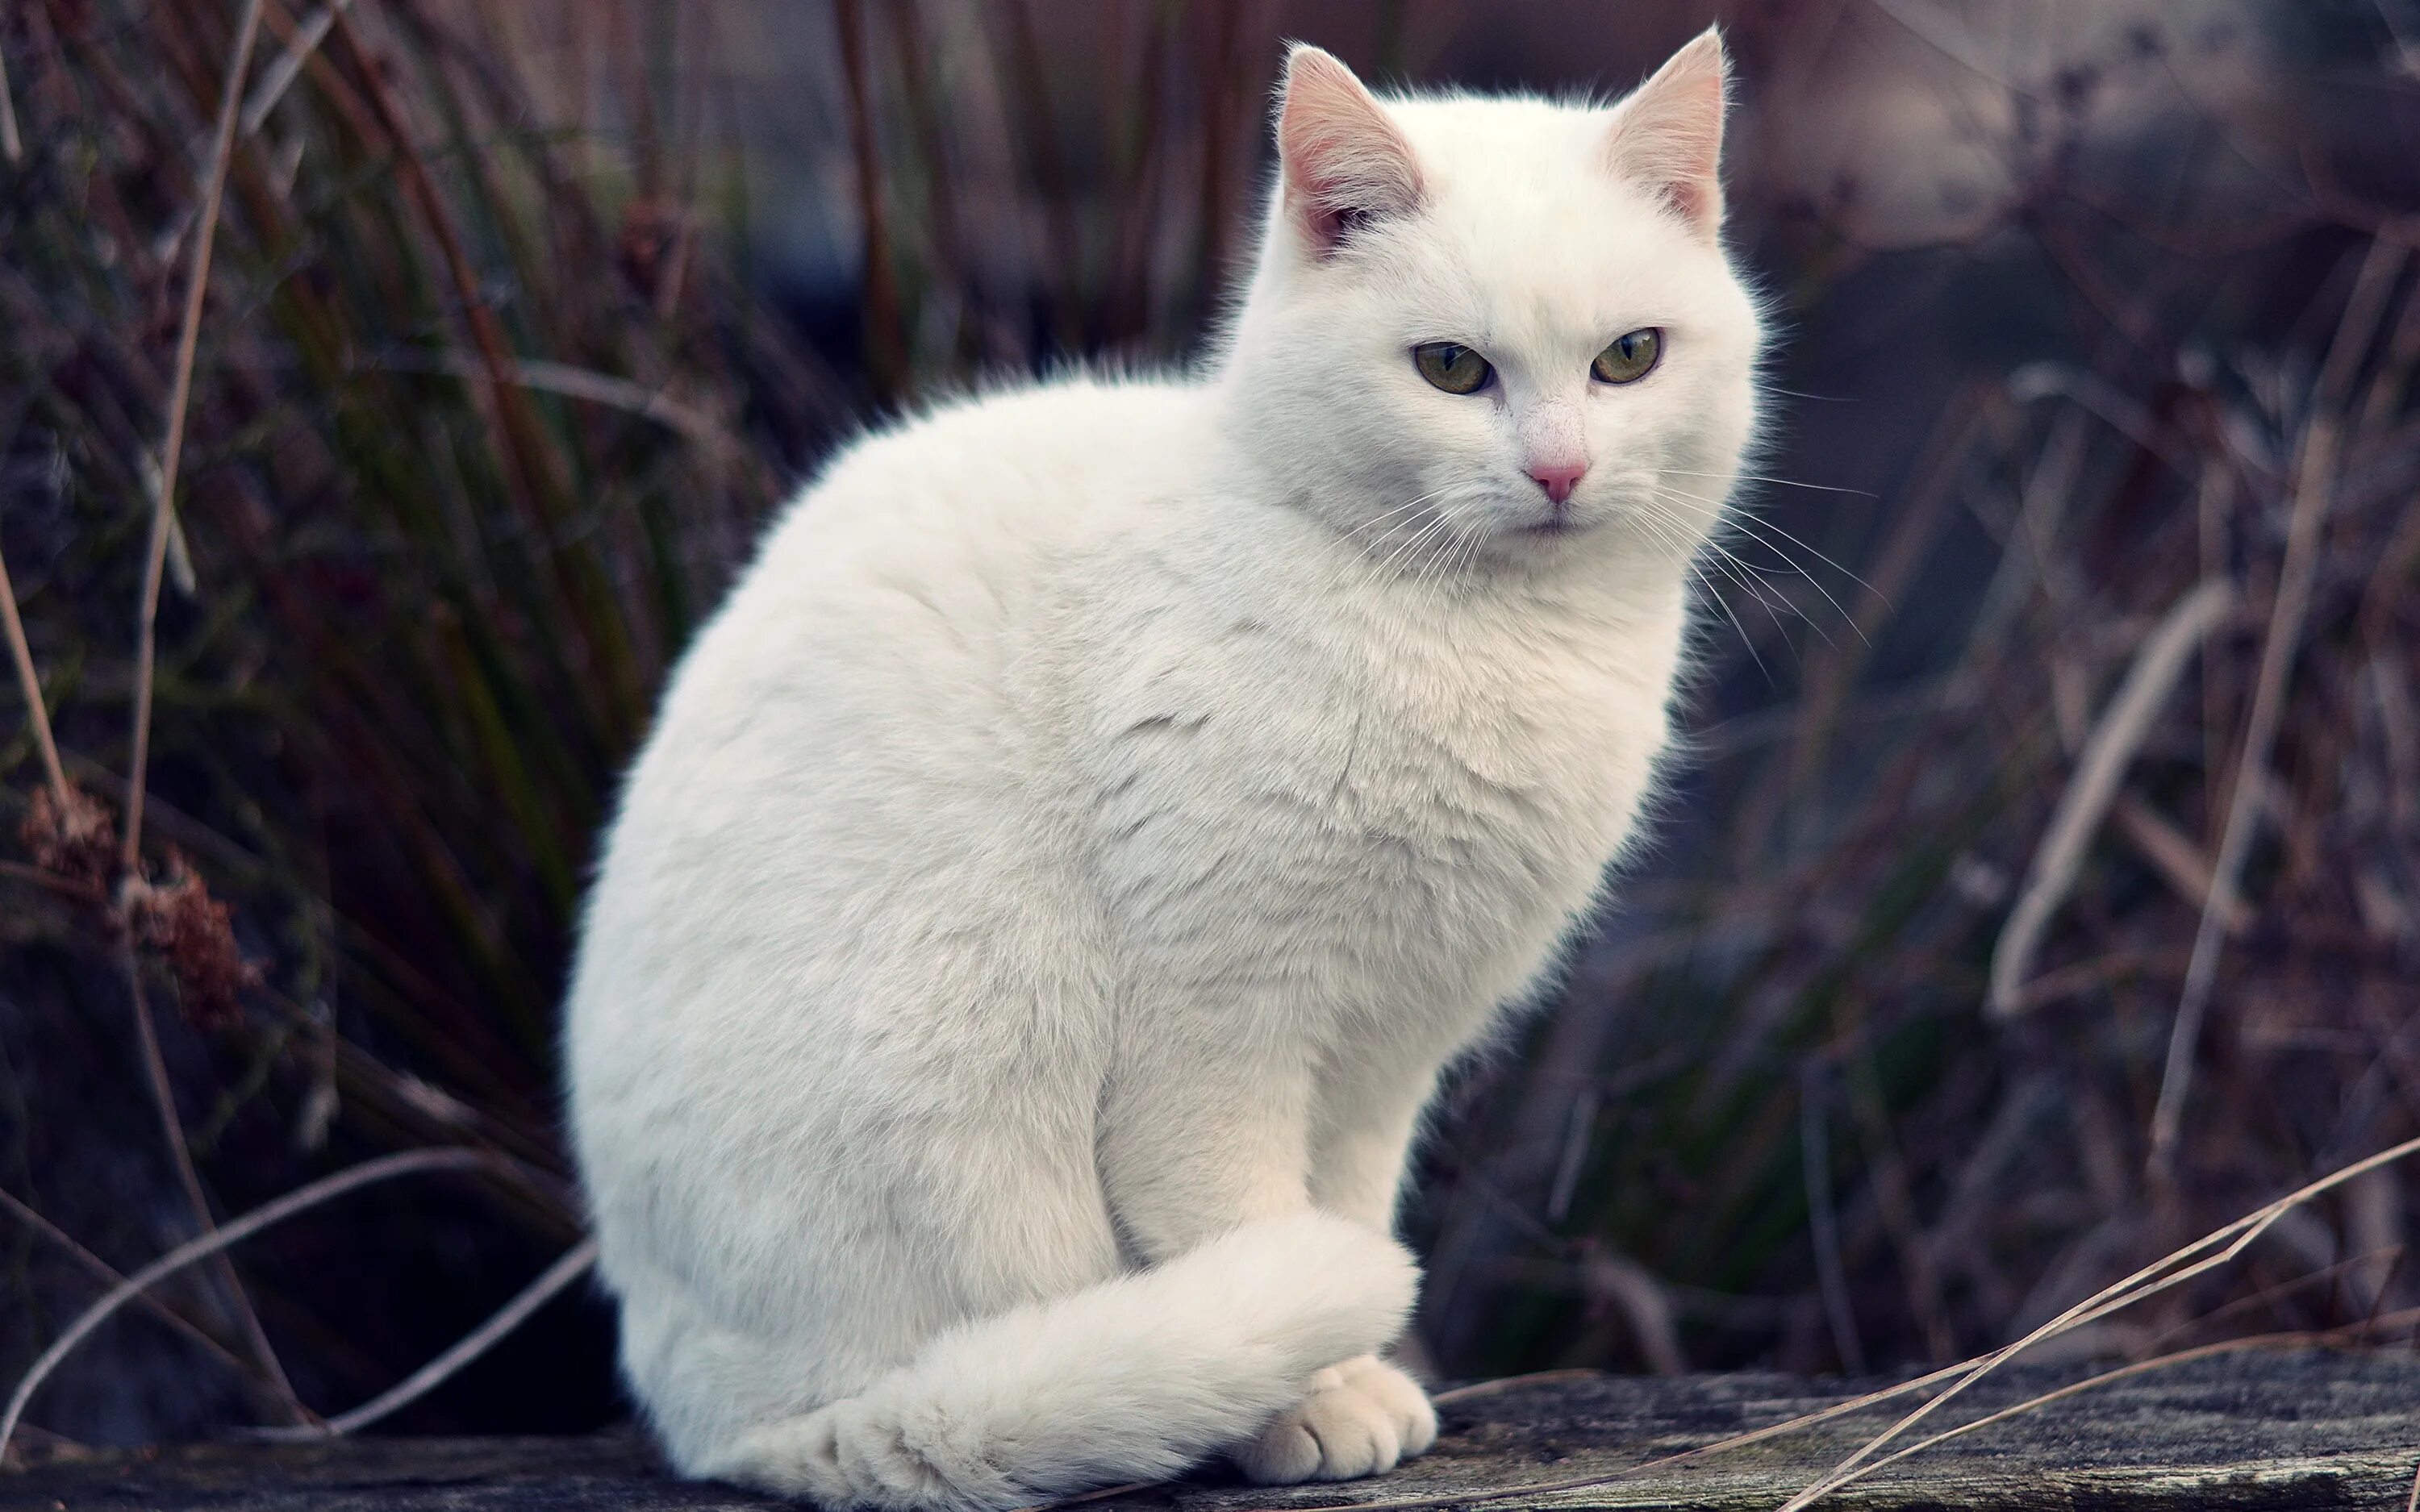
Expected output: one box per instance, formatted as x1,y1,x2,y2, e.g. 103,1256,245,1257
566,30,1762,1510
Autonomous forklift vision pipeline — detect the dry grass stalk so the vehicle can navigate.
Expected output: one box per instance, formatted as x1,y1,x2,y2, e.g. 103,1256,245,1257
0,1147,513,1460
122,0,268,873
236,0,351,137
2147,239,2410,1173
1775,1131,2420,1510
834,0,908,400
0,1185,293,1406
0,539,67,804
1426,1368,1611,1407
1989,579,2234,1016
113,943,304,1422
1237,1134,2420,1512
2147,413,2344,1173
248,1235,599,1441
0,39,19,164
1806,1324,2420,1505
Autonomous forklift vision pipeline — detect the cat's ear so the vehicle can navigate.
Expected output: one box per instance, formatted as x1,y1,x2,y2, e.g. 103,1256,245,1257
1275,44,1424,258
1603,27,1730,241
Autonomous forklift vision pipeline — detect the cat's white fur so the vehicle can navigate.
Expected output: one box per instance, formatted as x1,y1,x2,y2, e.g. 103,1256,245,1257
567,31,1761,1510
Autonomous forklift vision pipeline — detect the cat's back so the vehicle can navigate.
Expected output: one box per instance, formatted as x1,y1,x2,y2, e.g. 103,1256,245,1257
571,373,1204,1042
640,371,1204,769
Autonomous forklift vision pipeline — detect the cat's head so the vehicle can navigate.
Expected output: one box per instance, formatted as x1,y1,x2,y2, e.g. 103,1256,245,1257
1220,31,1764,575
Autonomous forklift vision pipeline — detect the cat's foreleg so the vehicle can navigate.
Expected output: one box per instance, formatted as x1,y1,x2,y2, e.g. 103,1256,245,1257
1097,1039,1427,1485
1287,1060,1443,1477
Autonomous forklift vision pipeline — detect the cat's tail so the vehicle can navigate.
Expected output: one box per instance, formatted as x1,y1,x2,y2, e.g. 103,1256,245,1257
693,1210,1418,1511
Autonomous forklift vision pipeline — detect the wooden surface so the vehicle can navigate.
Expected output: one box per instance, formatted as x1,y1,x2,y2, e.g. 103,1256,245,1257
10,1347,2419,1510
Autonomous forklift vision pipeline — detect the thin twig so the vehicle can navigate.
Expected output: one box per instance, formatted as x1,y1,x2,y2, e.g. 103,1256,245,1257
0,40,22,165
1250,1135,2420,1512
1801,1062,1867,1372
1776,1132,2420,1510
365,352,739,457
1429,1368,1607,1407
833,0,906,400
1989,579,2234,1016
123,0,267,873
238,0,352,138
248,1235,596,1439
0,538,68,802
2146,423,2340,1172
0,1147,507,1457
2149,243,2407,1168
1809,1326,2420,1506
1229,1362,1980,1512
0,1185,290,1405
115,942,306,1422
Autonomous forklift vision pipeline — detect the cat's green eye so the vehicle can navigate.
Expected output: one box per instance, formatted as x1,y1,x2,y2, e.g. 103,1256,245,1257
1592,328,1663,385
1413,341,1493,395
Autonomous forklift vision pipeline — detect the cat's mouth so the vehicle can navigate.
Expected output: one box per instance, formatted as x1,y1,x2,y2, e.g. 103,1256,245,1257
1516,514,1588,537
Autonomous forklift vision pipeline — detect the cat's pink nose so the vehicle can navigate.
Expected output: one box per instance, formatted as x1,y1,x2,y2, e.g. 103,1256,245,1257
1526,461,1587,506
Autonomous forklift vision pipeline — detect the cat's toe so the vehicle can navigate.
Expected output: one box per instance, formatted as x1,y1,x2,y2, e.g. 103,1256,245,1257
1339,1356,1437,1458
1233,1413,1326,1485
1233,1372,1405,1484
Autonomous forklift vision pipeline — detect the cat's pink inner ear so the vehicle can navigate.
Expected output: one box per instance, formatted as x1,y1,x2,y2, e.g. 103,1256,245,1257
1276,44,1423,257
1603,27,1730,240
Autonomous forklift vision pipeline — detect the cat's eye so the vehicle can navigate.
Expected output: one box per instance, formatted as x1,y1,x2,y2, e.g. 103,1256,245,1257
1413,342,1493,395
1592,328,1663,385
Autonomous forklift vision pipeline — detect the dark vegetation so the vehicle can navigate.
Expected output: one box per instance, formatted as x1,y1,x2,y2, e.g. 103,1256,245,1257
2,0,2418,1462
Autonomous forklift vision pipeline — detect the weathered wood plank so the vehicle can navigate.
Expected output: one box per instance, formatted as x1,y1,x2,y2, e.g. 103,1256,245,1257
9,1348,2417,1510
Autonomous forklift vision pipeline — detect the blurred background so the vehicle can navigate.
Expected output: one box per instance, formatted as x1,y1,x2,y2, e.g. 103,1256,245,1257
5,0,2419,1452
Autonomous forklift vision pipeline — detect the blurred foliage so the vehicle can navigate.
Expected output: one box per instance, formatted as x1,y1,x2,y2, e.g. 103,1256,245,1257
3,0,2419,1450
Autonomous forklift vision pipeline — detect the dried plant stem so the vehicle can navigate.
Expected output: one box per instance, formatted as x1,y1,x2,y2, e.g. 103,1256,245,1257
369,351,738,456
0,1185,286,1403
2147,420,2339,1173
116,943,306,1424
834,0,906,399
0,1147,505,1457
1428,1368,1608,1407
1252,1133,2420,1512
238,0,352,137
249,1235,596,1439
123,0,267,873
1809,1327,2418,1505
1777,1131,2420,1510
0,539,68,803
1232,1363,1977,1512
0,41,21,165
1989,579,2234,1016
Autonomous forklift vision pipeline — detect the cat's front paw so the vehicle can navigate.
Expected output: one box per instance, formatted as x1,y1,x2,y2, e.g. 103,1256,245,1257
1232,1356,1437,1485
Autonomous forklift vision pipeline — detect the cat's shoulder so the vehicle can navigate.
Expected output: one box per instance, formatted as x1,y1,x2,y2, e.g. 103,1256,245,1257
741,368,1216,582
837,369,1205,485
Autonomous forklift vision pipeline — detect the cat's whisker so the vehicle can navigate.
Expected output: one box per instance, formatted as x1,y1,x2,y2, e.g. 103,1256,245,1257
1629,494,1818,659
1693,535,1832,650
1654,481,1888,605
1662,466,1876,498
1696,545,1819,651
1651,489,1867,647
1377,509,1462,583
1342,486,1454,547
1685,560,1776,689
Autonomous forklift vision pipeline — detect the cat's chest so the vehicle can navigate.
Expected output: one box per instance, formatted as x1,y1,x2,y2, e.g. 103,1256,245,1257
1313,613,1667,897
1083,585,1677,1014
